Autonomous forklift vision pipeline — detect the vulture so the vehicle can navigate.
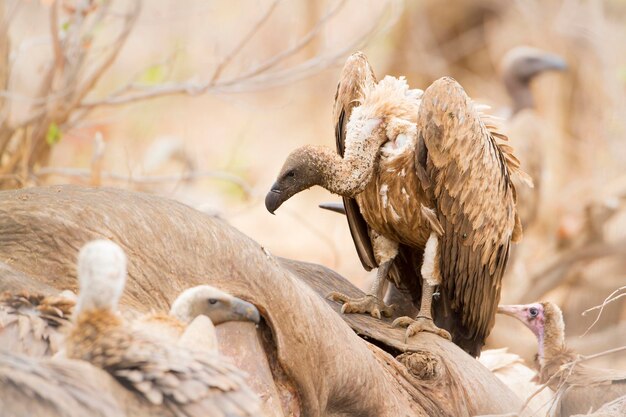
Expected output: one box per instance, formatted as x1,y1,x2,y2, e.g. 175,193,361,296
265,52,526,356
498,302,626,416
135,284,260,350
501,46,567,116
500,46,567,229
0,291,75,357
0,351,124,417
65,239,263,417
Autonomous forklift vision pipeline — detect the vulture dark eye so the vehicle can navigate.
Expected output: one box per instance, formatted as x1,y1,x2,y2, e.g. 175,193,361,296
208,298,218,305
529,307,538,318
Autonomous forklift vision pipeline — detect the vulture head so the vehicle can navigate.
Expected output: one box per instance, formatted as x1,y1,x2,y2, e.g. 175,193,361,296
501,46,567,112
170,285,261,325
501,46,567,85
498,302,566,351
265,145,324,214
75,239,127,315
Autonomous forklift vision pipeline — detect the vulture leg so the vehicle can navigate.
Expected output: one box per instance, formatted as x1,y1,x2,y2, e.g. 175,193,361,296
328,261,394,319
392,232,451,342
328,233,397,319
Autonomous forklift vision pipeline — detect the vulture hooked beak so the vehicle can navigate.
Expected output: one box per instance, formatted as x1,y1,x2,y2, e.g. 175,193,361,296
537,53,568,72
228,297,261,324
265,183,284,214
497,304,526,321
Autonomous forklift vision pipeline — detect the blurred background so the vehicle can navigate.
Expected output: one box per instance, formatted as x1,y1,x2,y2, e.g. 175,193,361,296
1,0,624,367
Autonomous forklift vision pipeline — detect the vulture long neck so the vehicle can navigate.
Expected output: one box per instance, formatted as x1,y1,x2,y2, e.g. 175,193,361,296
539,318,567,366
503,76,534,115
307,125,385,197
537,306,577,386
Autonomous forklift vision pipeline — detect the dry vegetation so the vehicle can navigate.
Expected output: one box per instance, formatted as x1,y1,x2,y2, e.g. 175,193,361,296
1,0,625,409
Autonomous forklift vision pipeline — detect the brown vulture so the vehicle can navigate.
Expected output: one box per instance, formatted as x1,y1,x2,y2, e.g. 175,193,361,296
65,240,263,417
498,302,626,416
265,52,527,356
0,291,75,357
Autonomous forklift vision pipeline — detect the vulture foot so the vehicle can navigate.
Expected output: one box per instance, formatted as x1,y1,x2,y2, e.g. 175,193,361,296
327,292,394,319
392,316,451,343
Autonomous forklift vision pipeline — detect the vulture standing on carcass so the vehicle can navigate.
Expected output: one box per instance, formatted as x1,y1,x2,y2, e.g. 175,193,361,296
265,52,527,356
134,284,260,351
65,239,264,417
500,46,567,229
498,302,626,416
0,291,75,357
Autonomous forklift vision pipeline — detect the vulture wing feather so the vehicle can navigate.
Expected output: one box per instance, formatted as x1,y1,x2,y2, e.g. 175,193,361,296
109,333,260,417
416,77,519,355
333,52,378,271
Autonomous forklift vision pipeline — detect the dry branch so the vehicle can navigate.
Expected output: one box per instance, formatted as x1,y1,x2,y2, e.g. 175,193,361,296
0,0,397,190
581,286,626,336
34,166,254,197
78,0,388,108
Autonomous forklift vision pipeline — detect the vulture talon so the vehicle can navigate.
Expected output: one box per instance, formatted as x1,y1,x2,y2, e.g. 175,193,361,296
327,292,394,319
392,316,452,343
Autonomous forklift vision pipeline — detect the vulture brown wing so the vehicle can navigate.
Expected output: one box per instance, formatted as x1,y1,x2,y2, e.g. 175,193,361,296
333,52,378,271
108,331,262,417
0,292,73,357
416,77,519,356
0,351,121,417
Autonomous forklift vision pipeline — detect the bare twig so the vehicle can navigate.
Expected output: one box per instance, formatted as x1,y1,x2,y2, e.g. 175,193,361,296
79,0,390,108
35,166,253,197
228,0,348,81
580,285,626,336
577,345,626,362
67,0,140,111
209,0,280,84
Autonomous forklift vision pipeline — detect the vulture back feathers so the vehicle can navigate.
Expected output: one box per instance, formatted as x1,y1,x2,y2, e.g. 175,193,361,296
0,291,74,357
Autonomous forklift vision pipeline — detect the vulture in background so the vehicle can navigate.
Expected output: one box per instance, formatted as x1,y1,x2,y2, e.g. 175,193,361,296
65,239,264,417
135,284,260,350
265,52,527,356
500,46,567,229
0,291,75,357
498,302,626,416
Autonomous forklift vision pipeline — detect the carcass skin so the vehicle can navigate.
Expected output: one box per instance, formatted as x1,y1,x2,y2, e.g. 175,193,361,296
0,185,524,417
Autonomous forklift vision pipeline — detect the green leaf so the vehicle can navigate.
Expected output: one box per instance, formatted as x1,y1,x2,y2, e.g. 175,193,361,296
139,64,166,86
46,123,62,146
